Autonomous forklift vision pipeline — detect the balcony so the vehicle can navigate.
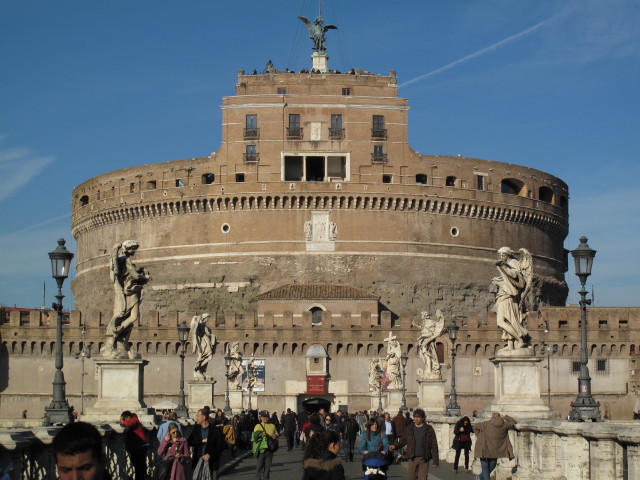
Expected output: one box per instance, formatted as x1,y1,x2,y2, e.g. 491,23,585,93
243,128,259,139
243,153,260,163
329,127,345,140
287,127,303,140
371,153,388,163
371,128,387,140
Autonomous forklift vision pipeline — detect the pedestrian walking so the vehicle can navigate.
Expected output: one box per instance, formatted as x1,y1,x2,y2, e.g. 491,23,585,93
157,422,190,480
283,408,297,451
301,430,346,480
389,408,439,480
252,410,278,480
452,416,473,473
340,413,359,462
188,408,226,480
473,412,516,480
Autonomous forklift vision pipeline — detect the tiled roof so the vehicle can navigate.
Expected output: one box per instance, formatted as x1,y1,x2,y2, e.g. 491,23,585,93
257,284,379,300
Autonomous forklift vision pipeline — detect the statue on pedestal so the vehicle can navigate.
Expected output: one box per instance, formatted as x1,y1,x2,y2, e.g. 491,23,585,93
226,341,244,389
384,332,403,390
101,241,150,359
298,15,337,54
412,310,445,380
191,313,216,380
246,356,259,391
492,247,533,352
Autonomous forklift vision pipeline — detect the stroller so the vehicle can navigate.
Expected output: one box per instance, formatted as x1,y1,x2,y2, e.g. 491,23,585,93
362,451,388,480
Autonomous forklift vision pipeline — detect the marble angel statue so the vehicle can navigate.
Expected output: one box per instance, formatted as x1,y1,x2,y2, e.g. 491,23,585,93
226,341,244,389
492,247,533,352
101,240,150,359
191,313,216,380
412,310,445,379
384,333,403,390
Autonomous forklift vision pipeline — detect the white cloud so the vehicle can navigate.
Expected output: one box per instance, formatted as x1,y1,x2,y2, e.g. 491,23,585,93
0,142,55,202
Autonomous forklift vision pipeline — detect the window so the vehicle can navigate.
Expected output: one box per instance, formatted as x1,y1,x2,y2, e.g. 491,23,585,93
501,178,526,196
175,178,184,187
235,173,245,183
382,174,392,184
277,87,287,95
416,174,428,184
329,114,344,139
372,145,387,163
80,195,89,206
287,114,302,139
311,307,323,325
342,88,351,96
244,145,258,162
244,115,259,139
372,115,386,139
201,173,214,185
598,320,608,328
571,361,581,373
559,320,568,328
476,175,485,191
539,186,554,204
446,176,456,187
596,359,608,373
97,190,101,200
146,181,156,190
129,183,135,193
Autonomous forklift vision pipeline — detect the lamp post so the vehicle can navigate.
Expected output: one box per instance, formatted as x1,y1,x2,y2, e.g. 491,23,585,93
44,238,75,425
224,353,232,417
400,353,409,413
376,364,383,412
540,337,558,407
175,321,190,418
445,319,461,417
569,236,601,422
73,321,93,416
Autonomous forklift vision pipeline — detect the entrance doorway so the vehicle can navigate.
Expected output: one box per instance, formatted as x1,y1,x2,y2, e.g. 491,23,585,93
301,397,332,413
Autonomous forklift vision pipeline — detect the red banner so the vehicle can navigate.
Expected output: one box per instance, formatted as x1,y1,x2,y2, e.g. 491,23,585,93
306,375,327,394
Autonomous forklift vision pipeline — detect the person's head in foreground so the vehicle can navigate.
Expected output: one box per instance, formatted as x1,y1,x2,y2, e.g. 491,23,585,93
53,421,106,480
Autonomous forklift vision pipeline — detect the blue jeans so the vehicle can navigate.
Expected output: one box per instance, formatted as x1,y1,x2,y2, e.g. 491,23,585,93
342,438,354,461
480,458,497,480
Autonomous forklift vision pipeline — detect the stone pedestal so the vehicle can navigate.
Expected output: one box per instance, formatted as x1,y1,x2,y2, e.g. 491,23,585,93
229,389,243,412
188,380,216,415
387,390,404,412
83,358,151,422
486,355,554,419
312,52,329,73
417,379,446,415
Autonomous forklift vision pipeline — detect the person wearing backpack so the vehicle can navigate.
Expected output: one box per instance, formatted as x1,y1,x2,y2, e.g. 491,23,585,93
252,411,278,480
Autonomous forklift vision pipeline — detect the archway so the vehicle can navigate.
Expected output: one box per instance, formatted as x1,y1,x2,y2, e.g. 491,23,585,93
301,397,332,413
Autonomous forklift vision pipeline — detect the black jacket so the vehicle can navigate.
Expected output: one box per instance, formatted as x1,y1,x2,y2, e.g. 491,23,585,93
187,423,226,469
395,423,439,466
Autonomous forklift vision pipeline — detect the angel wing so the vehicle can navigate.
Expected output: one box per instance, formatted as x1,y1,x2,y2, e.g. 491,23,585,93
324,24,338,31
298,15,310,25
518,249,533,310
434,310,446,338
109,243,122,283
190,315,200,353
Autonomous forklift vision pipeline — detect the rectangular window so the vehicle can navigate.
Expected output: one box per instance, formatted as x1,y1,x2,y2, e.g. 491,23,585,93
201,174,214,185
244,114,259,139
476,175,485,191
372,115,386,139
129,183,135,193
559,320,568,328
372,145,387,163
330,114,344,139
235,173,245,183
597,359,607,372
287,114,302,139
598,320,608,328
382,174,392,184
176,178,184,187
571,361,581,373
342,88,351,96
244,145,258,162
277,87,287,95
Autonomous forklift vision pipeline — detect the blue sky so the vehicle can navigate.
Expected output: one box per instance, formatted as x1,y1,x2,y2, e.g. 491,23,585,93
1,0,639,309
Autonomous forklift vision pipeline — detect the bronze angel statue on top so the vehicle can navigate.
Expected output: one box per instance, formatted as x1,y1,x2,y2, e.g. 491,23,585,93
492,247,533,352
298,15,337,53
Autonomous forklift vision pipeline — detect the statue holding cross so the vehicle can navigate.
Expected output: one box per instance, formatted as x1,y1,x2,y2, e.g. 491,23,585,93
384,331,403,390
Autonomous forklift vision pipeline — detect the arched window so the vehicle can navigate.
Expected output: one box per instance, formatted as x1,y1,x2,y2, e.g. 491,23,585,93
501,178,526,196
446,176,456,187
539,186,554,203
310,307,323,325
80,195,89,206
202,173,215,185
415,174,428,185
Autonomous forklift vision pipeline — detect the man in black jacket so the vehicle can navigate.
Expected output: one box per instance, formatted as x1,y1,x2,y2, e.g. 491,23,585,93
389,408,439,479
188,408,226,480
282,408,297,451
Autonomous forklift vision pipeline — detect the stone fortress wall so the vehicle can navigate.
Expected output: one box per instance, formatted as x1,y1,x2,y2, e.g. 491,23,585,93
2,306,638,420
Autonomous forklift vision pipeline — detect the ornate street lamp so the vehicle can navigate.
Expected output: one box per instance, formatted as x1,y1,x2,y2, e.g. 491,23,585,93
569,237,601,422
376,364,383,412
73,321,93,416
224,353,232,417
445,319,461,417
400,353,409,413
539,336,558,407
44,238,75,425
175,321,190,418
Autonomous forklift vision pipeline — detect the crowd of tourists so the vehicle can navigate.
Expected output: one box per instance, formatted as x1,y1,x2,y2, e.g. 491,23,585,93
51,406,517,480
